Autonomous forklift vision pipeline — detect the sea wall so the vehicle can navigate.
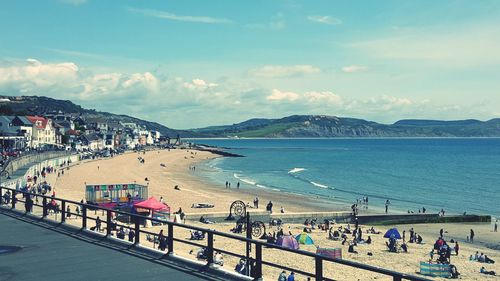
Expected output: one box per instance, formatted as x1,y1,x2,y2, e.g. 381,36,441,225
2,151,71,177
356,214,491,225
184,211,353,224
1,153,81,190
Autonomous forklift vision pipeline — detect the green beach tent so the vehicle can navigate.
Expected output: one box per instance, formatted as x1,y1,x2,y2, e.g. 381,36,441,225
295,233,314,245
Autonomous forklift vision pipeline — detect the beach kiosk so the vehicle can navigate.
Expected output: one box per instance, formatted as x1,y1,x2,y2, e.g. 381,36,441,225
133,197,171,226
85,183,148,207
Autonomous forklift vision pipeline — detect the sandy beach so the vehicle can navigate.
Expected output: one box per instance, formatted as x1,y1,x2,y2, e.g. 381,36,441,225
46,149,345,215
39,149,500,280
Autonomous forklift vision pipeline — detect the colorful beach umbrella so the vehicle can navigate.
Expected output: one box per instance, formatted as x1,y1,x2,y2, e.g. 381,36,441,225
383,228,402,239
295,233,314,245
276,235,299,250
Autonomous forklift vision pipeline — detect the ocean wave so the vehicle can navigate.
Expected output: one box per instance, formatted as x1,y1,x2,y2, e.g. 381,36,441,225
233,173,257,185
256,184,280,191
288,167,306,174
310,181,329,189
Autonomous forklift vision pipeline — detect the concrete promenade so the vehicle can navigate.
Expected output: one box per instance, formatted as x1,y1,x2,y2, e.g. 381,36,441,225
0,211,227,281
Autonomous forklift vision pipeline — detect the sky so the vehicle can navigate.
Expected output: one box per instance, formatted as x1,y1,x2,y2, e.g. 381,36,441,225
1,0,500,129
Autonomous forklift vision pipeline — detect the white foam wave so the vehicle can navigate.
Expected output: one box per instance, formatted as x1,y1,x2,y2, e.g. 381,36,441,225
256,184,280,191
288,168,306,174
233,173,256,185
310,181,329,189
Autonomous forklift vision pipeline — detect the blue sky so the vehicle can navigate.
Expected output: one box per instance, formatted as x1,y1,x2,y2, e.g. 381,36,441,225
1,0,500,128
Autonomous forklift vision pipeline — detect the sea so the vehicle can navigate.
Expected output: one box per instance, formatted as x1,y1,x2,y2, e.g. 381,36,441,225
190,138,500,217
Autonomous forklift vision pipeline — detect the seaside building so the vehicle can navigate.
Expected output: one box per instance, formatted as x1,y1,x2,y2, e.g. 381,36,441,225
26,116,59,148
0,116,27,150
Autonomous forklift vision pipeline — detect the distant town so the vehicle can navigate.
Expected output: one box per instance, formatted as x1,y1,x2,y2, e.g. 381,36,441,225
0,111,176,155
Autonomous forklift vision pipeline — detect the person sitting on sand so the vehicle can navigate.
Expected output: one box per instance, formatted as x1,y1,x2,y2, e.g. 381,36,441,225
341,235,348,245
386,237,398,253
484,255,495,264
366,236,372,244
235,259,246,275
416,234,423,244
329,228,340,240
474,251,479,260
174,185,180,190
480,267,496,276
478,253,486,263
199,216,214,224
348,241,358,254
303,227,311,233
401,242,408,253
450,264,460,279
214,251,224,266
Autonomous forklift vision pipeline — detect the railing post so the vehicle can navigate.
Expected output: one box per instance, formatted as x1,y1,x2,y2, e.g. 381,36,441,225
42,197,48,217
61,201,66,222
315,256,323,281
82,205,87,229
393,275,402,281
106,210,112,236
167,224,174,254
11,190,16,209
206,232,214,265
255,243,263,280
0,187,2,204
134,217,140,245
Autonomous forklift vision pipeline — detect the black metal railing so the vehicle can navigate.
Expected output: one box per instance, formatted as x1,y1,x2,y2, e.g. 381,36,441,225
0,186,432,281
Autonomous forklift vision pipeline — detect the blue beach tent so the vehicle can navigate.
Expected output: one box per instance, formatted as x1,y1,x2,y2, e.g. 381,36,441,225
384,228,402,239
295,233,314,245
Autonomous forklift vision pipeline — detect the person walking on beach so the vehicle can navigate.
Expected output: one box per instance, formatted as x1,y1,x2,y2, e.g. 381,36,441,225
237,182,240,189
440,228,444,238
495,220,498,232
254,197,259,208
385,200,390,214
225,181,228,189
158,229,167,251
455,241,460,256
266,201,273,214
95,216,102,232
470,229,475,243
66,205,71,219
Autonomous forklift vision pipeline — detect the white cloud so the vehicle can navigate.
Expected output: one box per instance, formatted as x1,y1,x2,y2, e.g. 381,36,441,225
307,15,342,25
59,0,87,5
0,58,494,128
183,78,218,90
350,22,500,67
250,65,320,78
304,91,343,105
342,65,368,73
127,7,232,24
267,89,300,101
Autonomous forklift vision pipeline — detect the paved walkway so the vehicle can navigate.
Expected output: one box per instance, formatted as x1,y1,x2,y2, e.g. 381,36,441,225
0,212,218,281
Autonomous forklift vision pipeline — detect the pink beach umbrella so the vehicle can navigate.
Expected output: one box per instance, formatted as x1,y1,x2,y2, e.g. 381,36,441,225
277,235,299,250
